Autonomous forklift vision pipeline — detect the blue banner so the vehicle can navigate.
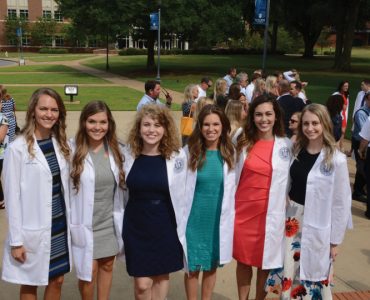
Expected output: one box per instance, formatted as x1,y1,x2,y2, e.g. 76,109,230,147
16,27,22,37
150,12,159,30
253,0,267,26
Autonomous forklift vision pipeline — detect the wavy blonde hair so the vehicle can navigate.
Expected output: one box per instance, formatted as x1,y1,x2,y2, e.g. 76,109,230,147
127,104,180,159
71,101,125,191
188,104,234,171
293,103,337,168
225,100,245,137
21,88,70,159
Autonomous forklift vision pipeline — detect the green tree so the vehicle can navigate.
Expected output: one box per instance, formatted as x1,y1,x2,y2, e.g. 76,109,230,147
30,17,57,46
4,17,29,46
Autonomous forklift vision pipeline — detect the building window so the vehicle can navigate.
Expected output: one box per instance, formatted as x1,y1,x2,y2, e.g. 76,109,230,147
22,35,30,46
7,9,17,19
43,10,52,20
8,38,17,46
55,36,64,47
19,9,29,20
54,11,63,22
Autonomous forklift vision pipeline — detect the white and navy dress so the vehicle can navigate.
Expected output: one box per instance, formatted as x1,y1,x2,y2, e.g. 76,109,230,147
37,138,70,278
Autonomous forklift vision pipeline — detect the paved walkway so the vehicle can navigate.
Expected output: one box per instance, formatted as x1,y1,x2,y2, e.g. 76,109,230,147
0,57,369,299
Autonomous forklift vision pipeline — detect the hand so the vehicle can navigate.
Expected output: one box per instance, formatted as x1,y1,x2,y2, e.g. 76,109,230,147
11,246,26,263
330,244,339,262
165,92,173,104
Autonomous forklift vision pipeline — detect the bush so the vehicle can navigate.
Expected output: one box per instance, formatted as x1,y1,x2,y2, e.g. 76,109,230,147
323,51,335,56
119,48,147,55
39,48,69,54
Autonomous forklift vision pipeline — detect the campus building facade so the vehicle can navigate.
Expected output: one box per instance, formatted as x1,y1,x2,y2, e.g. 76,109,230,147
0,0,65,48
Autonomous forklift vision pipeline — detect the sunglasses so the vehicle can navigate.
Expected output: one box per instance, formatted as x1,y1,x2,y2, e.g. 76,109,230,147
289,119,298,124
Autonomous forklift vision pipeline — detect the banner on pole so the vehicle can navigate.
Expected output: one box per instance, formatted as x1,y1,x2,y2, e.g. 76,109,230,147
16,27,22,37
150,12,159,30
253,0,267,26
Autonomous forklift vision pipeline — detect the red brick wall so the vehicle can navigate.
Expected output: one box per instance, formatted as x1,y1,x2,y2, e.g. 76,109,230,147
0,1,8,46
28,0,42,22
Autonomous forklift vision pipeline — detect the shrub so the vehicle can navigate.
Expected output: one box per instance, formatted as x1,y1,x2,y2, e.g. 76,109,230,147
39,48,68,54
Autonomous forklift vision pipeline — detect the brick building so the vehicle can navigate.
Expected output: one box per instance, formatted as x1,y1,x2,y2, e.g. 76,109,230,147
0,0,64,48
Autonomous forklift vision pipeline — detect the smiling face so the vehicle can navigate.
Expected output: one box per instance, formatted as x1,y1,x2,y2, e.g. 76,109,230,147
289,113,300,132
149,84,161,99
34,94,59,138
253,102,275,138
201,113,222,149
85,112,109,145
341,82,349,93
302,111,323,142
140,115,165,150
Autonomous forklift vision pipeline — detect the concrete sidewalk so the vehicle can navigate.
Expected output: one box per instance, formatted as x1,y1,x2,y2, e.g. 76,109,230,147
0,111,369,299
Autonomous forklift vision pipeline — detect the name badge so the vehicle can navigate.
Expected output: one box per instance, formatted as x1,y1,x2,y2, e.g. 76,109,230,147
174,157,185,173
279,147,291,161
320,161,334,176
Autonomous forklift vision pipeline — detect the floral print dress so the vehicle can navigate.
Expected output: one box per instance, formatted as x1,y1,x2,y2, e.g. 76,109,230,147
265,200,333,300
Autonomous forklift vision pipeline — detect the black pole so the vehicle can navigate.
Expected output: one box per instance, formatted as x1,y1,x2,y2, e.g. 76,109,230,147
106,27,110,71
262,0,271,72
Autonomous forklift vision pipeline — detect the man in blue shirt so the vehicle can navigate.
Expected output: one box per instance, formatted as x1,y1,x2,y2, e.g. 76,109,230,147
137,80,172,111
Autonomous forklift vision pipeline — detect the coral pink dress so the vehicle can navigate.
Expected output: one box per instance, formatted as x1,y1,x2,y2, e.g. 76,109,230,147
233,139,274,267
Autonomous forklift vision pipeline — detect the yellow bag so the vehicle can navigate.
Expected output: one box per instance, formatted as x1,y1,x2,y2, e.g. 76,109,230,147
180,116,193,136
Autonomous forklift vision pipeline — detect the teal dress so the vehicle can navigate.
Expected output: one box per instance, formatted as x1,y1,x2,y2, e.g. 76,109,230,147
186,150,224,272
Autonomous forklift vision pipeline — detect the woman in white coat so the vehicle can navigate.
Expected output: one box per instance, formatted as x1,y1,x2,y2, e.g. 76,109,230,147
266,104,352,299
122,104,186,300
183,104,236,300
1,88,71,300
69,101,125,300
233,95,291,300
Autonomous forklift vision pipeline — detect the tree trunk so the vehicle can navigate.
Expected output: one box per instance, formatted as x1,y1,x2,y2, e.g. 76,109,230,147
335,0,361,71
146,30,156,71
302,30,321,58
333,1,346,69
270,21,278,53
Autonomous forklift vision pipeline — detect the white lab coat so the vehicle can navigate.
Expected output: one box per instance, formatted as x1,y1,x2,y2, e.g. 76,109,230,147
181,146,236,272
2,135,71,285
235,136,292,270
299,150,352,281
122,146,187,260
69,139,124,282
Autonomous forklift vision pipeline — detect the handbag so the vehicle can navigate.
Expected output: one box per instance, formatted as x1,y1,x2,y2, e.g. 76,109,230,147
180,108,193,136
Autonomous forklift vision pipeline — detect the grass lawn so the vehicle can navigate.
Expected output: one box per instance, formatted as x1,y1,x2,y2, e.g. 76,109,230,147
1,52,94,62
0,65,79,72
83,48,370,111
0,72,108,84
11,86,152,111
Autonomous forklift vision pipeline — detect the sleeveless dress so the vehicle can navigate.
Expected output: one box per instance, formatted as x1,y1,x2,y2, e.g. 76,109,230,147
233,139,274,268
37,138,70,279
1,98,16,143
186,150,224,272
89,145,118,259
122,154,183,277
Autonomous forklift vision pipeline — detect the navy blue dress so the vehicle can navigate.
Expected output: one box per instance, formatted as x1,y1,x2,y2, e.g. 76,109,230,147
122,154,183,277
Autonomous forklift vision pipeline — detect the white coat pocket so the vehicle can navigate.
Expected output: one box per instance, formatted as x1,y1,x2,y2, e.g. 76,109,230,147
22,228,44,253
70,224,86,248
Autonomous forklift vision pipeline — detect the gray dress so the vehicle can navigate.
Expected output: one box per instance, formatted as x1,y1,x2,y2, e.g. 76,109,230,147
89,145,118,259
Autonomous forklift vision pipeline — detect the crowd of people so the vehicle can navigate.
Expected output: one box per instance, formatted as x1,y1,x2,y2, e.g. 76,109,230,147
0,69,367,300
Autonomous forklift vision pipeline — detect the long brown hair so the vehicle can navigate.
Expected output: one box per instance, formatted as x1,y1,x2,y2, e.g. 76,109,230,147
21,88,70,159
188,104,234,171
127,104,180,158
236,95,284,156
71,101,125,191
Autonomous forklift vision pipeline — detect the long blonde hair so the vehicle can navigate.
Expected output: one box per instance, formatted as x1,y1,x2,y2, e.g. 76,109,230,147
127,104,180,159
293,104,337,167
225,100,245,137
71,101,125,191
21,88,70,159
